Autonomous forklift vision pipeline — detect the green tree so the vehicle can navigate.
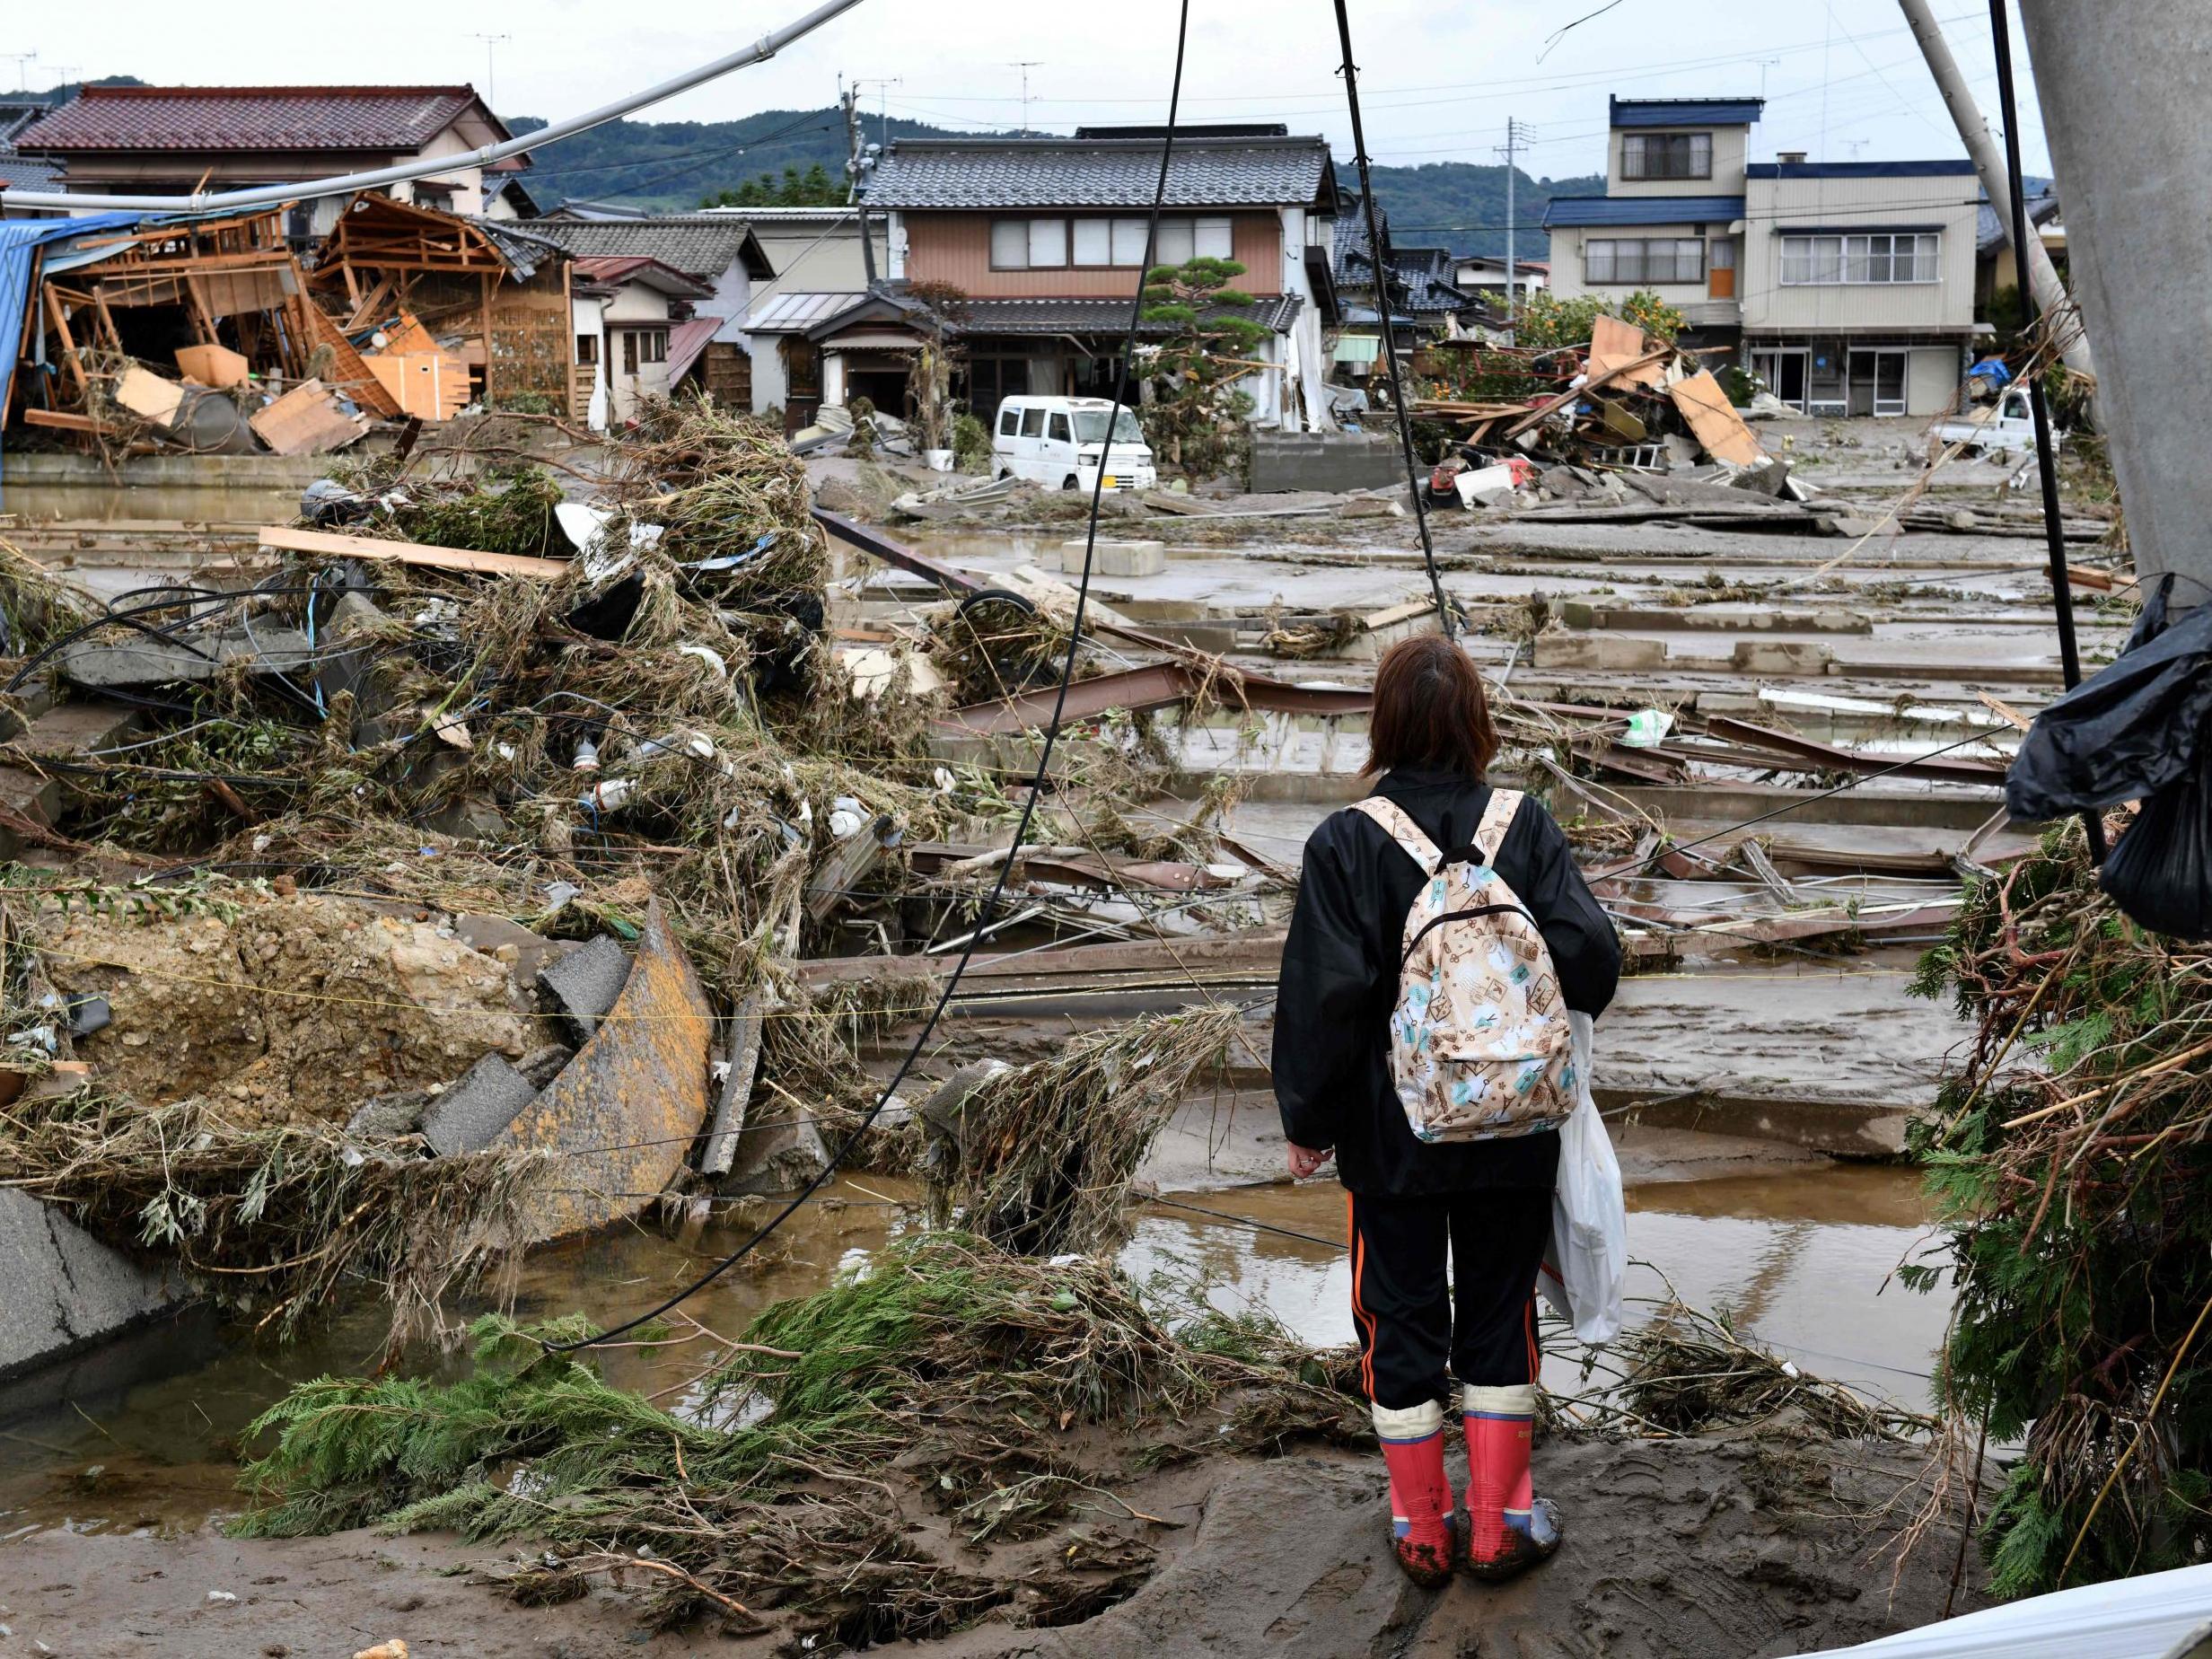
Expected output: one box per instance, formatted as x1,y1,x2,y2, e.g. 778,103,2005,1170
1513,287,1684,351
1138,257,1268,480
698,162,846,209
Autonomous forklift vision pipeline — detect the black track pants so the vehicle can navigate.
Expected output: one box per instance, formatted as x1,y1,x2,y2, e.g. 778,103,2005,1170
1346,1187,1550,1411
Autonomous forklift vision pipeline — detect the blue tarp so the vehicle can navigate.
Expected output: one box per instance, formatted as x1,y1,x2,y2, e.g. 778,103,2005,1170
0,213,145,503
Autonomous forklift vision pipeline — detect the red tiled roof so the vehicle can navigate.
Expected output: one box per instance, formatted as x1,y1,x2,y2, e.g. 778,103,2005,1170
572,255,714,297
17,85,500,154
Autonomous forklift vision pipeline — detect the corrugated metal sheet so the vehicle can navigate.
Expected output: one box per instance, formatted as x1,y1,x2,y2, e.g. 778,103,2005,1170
1610,98,1765,128
747,290,860,331
1542,195,1742,228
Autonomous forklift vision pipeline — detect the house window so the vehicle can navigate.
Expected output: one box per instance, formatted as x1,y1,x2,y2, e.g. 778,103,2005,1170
1621,132,1712,180
575,334,599,365
1584,237,1706,284
622,330,638,374
640,329,668,364
1779,232,1940,285
989,214,1240,269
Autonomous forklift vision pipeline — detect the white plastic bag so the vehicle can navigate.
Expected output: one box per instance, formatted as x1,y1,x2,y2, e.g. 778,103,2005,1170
1535,1011,1626,1344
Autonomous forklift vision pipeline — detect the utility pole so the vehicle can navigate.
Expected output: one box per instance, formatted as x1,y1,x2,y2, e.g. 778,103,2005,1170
1496,117,1523,330
1007,62,1042,136
472,33,512,112
1895,0,2092,379
2014,0,2204,601
844,77,877,284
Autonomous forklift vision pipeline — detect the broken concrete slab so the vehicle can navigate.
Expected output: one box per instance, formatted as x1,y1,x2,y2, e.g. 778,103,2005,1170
0,1188,179,1382
347,1089,430,1139
537,935,630,1044
419,1053,542,1157
1731,639,1836,675
493,900,712,1241
699,995,763,1177
60,626,318,689
717,1106,832,1198
1532,632,1668,671
1058,539,1167,577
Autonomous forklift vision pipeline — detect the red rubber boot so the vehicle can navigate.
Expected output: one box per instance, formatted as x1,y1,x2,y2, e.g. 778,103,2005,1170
1374,1400,1456,1587
1462,1383,1561,1581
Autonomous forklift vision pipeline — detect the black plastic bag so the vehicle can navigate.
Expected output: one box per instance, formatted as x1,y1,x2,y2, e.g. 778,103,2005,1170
2007,575,2212,819
2101,726,2212,941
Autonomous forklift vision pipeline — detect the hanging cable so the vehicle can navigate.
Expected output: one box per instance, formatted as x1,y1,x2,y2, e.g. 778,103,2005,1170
546,0,1198,1355
1988,0,2105,865
1331,0,1456,639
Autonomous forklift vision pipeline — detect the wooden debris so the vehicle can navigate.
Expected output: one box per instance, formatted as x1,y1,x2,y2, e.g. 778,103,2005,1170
247,380,371,456
1667,370,1765,467
258,525,568,578
175,342,250,389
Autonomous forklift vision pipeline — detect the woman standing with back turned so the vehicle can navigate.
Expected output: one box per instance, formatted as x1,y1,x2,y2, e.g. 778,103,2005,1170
1274,634,1620,1586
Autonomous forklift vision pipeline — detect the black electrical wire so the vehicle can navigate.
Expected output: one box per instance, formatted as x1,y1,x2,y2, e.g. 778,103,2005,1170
1332,0,1454,639
1988,0,2104,866
545,0,1198,1354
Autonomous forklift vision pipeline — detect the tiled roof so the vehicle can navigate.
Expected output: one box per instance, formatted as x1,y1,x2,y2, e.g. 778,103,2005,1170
1745,160,1976,179
515,215,766,281
0,155,60,190
1977,183,2059,253
1542,195,1742,228
17,85,496,154
1611,97,1765,128
952,294,1302,336
571,254,713,296
862,135,1331,209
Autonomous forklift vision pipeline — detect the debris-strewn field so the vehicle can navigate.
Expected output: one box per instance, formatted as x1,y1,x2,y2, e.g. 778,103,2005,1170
0,333,2147,1652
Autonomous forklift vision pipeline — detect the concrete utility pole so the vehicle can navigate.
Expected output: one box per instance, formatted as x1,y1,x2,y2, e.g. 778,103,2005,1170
1896,0,2092,379
1496,117,1523,329
2014,0,2209,601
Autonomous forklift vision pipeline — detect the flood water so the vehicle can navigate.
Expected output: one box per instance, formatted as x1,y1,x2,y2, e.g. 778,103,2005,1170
0,482,303,525
0,1164,1944,1540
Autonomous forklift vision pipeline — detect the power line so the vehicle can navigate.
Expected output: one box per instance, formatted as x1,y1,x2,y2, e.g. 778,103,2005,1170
547,0,1199,1356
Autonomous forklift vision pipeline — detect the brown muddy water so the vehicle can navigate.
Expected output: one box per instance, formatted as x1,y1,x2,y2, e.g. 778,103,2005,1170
0,482,303,525
0,1164,1946,1541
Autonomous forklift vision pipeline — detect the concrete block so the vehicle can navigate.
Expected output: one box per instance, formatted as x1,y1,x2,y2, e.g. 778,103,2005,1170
1249,433,1404,494
0,1188,177,1381
495,900,713,1241
1059,539,1166,577
1532,633,1667,672
1732,639,1836,675
419,1053,541,1156
1557,599,1597,630
537,934,630,1043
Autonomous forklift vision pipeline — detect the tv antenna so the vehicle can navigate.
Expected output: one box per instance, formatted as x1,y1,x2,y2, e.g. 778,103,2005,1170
0,52,35,93
1007,61,1043,136
472,33,513,111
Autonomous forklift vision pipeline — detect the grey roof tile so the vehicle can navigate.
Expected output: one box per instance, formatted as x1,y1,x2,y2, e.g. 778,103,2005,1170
514,215,762,281
863,136,1330,210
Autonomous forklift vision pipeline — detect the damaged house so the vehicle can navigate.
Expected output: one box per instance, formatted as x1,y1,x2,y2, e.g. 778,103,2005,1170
1544,96,1984,416
513,214,775,417
852,123,1342,429
13,83,533,241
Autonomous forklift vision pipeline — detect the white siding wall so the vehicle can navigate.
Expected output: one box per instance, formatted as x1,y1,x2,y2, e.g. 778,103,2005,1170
1740,172,1980,334
1606,126,1748,197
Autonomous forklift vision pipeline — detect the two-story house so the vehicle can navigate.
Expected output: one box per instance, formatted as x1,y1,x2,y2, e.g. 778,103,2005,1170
15,84,529,242
850,125,1341,430
1543,97,1983,417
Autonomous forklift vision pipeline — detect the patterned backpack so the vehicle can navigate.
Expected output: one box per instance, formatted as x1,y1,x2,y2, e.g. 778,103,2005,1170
1350,790,1576,1144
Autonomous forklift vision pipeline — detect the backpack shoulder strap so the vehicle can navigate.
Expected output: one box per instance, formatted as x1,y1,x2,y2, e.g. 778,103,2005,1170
1348,796,1443,877
1473,788,1525,863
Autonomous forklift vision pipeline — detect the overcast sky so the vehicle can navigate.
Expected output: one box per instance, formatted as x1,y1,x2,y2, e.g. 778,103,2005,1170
10,0,2054,185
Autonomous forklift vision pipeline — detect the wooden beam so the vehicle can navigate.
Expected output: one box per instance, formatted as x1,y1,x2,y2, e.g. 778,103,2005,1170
258,524,568,578
41,285,85,397
23,408,100,433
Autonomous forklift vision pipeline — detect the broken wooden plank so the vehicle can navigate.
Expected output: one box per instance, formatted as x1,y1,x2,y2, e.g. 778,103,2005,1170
1586,314,1664,388
301,301,403,418
1669,370,1765,467
22,408,99,433
1504,347,1672,440
258,524,568,578
248,380,371,457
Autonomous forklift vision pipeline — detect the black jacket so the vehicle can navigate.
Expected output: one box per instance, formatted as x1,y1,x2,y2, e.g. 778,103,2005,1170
1273,768,1622,1197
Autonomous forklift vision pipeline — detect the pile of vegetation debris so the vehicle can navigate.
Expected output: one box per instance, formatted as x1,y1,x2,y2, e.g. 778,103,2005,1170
232,1232,1365,1644
1906,820,2212,1596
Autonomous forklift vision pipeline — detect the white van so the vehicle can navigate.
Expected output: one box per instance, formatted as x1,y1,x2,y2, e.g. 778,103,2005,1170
991,396,1158,492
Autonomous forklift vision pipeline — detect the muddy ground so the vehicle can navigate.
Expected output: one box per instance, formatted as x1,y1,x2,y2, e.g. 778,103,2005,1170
0,1418,1981,1657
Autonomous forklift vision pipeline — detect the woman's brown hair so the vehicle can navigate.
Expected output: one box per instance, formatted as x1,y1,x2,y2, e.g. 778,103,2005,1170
1362,634,1498,780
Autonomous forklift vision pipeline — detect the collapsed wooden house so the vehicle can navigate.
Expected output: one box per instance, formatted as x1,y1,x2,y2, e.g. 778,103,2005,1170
4,190,576,447
308,192,575,418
